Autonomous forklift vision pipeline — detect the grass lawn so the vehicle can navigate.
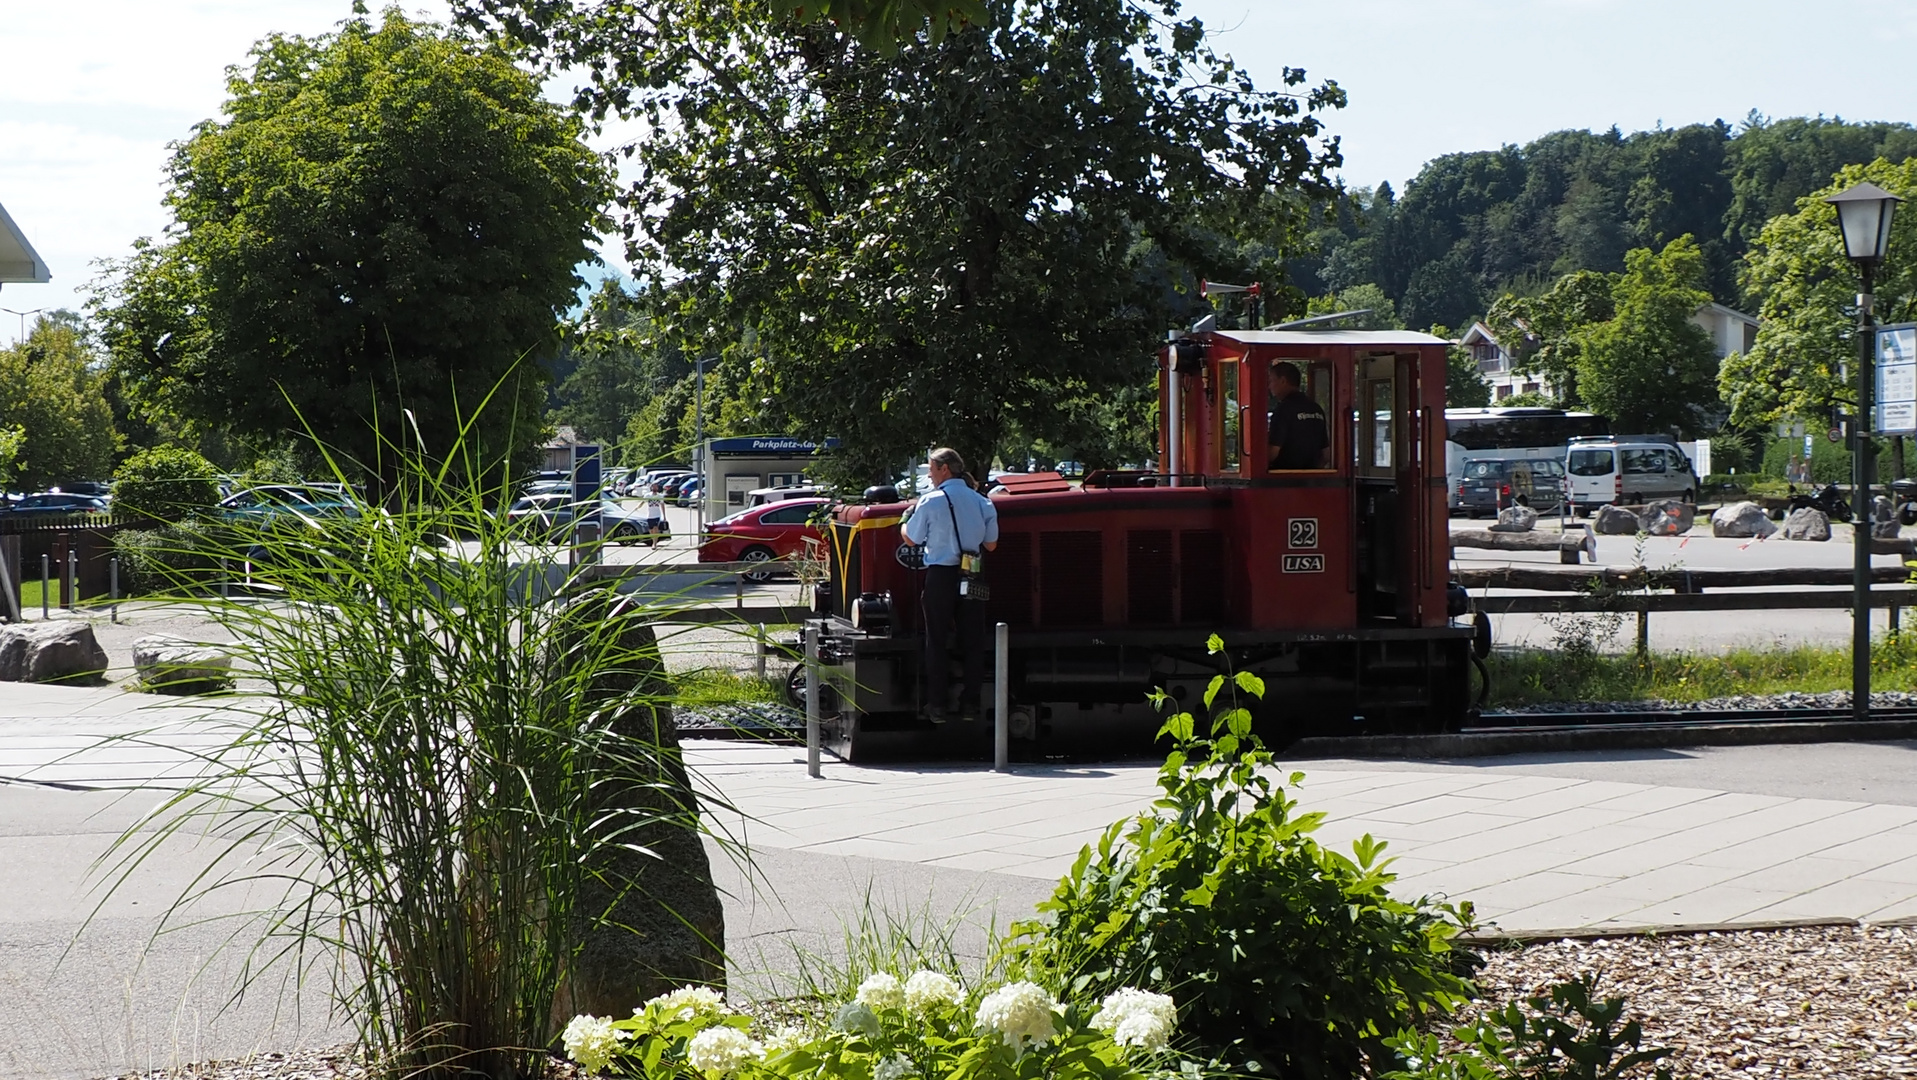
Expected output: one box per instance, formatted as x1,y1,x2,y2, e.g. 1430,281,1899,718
1485,635,1917,708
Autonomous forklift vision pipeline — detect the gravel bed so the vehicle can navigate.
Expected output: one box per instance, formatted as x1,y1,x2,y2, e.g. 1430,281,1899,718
1476,924,1917,1077
96,927,1917,1078
1489,690,1917,715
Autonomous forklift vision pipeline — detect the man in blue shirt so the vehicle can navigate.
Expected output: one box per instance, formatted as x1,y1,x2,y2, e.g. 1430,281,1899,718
902,447,999,722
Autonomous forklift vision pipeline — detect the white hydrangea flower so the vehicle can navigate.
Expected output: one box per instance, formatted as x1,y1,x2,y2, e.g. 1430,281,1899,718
1090,988,1177,1053
856,972,906,1010
874,1052,919,1080
686,1026,762,1075
763,1025,810,1053
644,985,729,1024
903,970,961,1014
973,981,1061,1055
561,1014,626,1074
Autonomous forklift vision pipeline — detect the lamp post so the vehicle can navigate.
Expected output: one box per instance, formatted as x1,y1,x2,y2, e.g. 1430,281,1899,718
1826,181,1904,724
692,355,717,533
1,307,44,344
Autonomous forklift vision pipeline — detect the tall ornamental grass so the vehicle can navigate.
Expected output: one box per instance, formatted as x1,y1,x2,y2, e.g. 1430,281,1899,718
95,419,734,1080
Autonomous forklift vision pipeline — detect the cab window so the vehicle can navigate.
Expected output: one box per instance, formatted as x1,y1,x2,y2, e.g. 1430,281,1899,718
1465,460,1501,479
1267,358,1335,471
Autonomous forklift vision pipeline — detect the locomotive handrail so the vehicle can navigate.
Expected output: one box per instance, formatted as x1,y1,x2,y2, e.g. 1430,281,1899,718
1473,586,1917,614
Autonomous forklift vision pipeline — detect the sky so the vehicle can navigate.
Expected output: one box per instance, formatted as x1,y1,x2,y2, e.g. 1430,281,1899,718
2,0,1915,342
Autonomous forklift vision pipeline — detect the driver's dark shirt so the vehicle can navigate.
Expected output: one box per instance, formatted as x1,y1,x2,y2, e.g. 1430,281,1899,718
1268,390,1329,469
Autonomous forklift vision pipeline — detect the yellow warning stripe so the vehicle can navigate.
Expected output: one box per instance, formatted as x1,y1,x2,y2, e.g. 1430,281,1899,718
830,513,905,588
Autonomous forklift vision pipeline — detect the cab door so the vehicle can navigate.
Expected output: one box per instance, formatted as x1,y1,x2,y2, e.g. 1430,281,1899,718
1354,354,1416,622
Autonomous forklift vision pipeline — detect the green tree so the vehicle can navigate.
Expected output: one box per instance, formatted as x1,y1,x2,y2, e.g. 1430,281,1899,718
1305,283,1402,328
92,12,611,489
548,282,687,448
0,315,119,490
455,0,1344,483
1574,236,1719,435
1426,325,1491,408
1485,269,1619,406
1719,158,1917,429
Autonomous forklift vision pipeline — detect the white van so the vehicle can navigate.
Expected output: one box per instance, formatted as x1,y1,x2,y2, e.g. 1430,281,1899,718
1565,437,1699,513
744,485,822,509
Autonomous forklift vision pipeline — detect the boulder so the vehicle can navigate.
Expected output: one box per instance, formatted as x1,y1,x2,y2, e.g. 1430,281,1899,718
1640,498,1695,537
1711,501,1778,539
1593,504,1641,535
550,592,725,1031
1489,504,1538,533
132,635,232,694
0,621,109,683
1873,495,1901,540
1781,507,1832,542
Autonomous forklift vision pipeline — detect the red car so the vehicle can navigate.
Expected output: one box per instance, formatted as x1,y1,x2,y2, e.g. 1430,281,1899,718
699,498,829,581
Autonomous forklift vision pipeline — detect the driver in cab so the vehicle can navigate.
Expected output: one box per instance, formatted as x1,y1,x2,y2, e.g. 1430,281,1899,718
1267,361,1330,470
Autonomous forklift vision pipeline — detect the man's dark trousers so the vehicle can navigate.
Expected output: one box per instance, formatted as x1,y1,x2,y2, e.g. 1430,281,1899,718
921,564,984,716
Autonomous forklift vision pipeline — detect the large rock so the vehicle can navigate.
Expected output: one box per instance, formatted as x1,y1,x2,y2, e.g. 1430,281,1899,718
1489,504,1538,533
1712,501,1778,539
1593,504,1641,535
550,592,725,1031
1640,499,1695,537
132,635,232,694
1873,495,1901,540
1781,507,1832,541
0,621,108,683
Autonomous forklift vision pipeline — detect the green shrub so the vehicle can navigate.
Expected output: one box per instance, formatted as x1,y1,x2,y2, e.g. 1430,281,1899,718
1006,636,1477,1078
112,522,223,595
114,446,221,522
1383,974,1673,1080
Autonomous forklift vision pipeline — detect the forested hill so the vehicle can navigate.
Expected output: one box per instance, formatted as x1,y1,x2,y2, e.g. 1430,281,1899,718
1291,114,1917,328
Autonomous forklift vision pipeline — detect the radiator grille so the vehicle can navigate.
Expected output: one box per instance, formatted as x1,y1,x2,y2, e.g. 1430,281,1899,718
1039,530,1105,626
983,532,1032,627
1179,529,1227,624
1126,530,1174,625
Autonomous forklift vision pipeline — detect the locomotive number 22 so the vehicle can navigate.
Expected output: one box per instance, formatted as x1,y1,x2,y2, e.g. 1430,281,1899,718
1287,518,1319,549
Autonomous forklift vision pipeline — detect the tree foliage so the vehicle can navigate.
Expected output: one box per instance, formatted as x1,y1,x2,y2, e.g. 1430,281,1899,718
0,314,119,490
1485,270,1618,407
455,0,1344,482
1574,237,1719,435
1295,116,1917,317
92,12,611,488
1719,158,1917,430
113,446,222,522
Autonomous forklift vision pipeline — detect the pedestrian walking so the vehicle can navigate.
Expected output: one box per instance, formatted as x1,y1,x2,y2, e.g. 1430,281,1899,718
901,447,999,722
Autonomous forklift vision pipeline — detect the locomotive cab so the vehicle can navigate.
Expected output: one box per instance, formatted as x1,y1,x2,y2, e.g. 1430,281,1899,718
811,328,1478,761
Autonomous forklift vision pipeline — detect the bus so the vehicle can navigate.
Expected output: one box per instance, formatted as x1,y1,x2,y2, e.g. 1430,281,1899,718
1444,407,1611,512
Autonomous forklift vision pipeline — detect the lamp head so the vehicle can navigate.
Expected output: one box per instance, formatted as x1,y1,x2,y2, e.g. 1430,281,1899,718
1825,181,1903,266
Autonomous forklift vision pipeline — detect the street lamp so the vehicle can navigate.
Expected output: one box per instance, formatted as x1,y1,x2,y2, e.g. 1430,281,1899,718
1826,180,1903,724
692,355,717,532
1,307,44,344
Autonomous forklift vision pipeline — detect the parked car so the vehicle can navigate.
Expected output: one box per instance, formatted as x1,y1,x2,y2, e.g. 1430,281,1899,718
1457,456,1566,517
743,485,822,509
508,494,670,544
698,498,828,582
674,477,705,506
1564,437,1698,513
6,492,109,516
658,473,698,499
219,484,360,524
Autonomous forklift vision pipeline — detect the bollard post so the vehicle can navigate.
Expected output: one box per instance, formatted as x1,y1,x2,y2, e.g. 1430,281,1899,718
110,556,120,623
41,554,49,619
756,623,767,681
1636,609,1649,659
804,623,821,778
221,559,230,599
994,621,1009,772
67,550,78,611
736,572,745,609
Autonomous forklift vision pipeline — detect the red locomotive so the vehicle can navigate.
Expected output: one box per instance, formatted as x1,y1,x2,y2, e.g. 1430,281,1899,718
810,327,1482,759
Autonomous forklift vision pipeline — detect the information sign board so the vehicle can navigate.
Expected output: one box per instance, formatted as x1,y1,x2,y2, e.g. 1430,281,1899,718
1877,326,1917,435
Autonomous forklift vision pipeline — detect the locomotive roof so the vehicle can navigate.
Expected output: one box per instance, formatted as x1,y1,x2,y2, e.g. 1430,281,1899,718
1212,329,1451,346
